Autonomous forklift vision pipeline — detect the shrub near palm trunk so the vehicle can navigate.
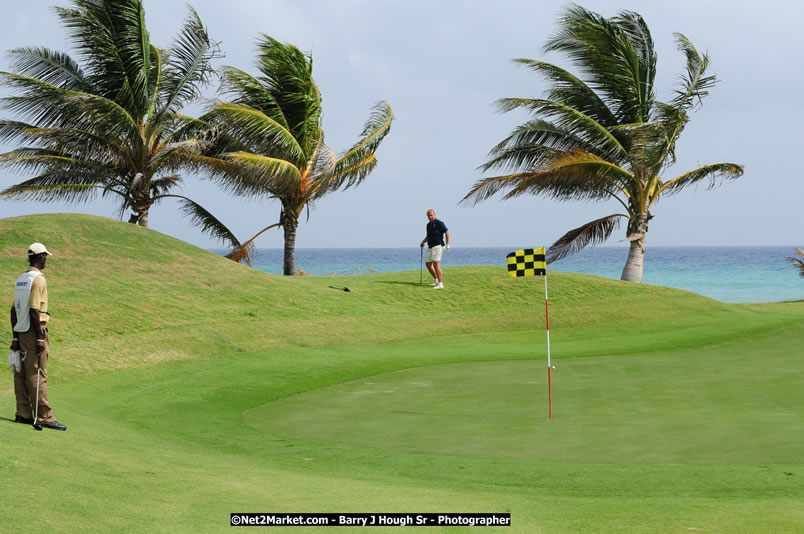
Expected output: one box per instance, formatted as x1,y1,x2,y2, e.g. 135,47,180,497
0,0,241,248
462,5,744,283
197,36,393,274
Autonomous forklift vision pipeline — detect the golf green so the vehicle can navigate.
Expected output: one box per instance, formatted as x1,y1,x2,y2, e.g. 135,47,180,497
250,322,804,464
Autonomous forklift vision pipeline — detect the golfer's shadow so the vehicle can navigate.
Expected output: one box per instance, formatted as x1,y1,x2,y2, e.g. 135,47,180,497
374,281,424,287
0,416,17,424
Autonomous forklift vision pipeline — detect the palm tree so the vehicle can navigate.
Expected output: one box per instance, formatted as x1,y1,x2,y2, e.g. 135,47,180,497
196,35,393,275
789,249,804,278
461,5,744,282
0,0,240,248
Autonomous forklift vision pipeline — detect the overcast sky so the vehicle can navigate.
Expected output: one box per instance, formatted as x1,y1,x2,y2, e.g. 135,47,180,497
2,0,802,250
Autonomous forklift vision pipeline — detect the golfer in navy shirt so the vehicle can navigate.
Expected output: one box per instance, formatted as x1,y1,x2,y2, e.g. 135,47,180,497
420,209,451,289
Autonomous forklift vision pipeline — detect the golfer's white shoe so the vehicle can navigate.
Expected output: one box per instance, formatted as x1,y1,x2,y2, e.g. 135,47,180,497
431,279,439,286
434,282,444,290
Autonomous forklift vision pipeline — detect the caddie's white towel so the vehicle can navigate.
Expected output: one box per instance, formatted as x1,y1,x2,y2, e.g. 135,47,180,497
8,350,23,373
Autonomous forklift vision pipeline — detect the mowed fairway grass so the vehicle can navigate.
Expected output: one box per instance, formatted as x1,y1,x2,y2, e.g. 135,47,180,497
1,214,803,533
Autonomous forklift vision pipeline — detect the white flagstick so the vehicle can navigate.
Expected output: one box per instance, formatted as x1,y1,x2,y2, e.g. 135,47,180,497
545,273,552,420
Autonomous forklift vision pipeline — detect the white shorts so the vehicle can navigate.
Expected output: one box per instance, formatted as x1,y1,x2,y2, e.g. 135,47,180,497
425,245,443,263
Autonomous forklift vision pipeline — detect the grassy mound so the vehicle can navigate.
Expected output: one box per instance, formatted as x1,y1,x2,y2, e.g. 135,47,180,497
1,214,803,533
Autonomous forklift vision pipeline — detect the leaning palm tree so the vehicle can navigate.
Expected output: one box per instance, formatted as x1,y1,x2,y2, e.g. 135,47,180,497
0,0,241,248
196,35,393,275
789,248,804,278
462,5,743,282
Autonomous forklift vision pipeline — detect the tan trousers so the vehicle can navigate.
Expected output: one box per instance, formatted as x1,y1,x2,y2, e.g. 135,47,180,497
13,326,55,424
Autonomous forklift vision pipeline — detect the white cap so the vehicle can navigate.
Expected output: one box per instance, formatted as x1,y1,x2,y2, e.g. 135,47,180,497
28,242,53,257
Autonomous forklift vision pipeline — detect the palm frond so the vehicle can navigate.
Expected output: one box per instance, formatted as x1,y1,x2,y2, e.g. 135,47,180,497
0,120,39,144
55,0,152,119
514,59,617,126
7,46,91,92
0,147,123,181
204,102,304,162
150,175,182,196
1,73,86,127
160,114,217,149
154,7,219,122
166,194,243,250
225,222,284,265
215,152,302,196
650,101,689,169
481,144,566,175
506,152,633,201
609,120,673,170
460,173,530,206
330,101,393,190
613,9,657,105
655,162,744,197
671,33,716,111
254,35,314,96
2,124,131,167
547,213,626,263
150,134,218,171
70,92,144,141
183,152,241,176
253,35,322,153
303,140,337,198
496,98,627,162
312,154,374,202
479,120,588,176
1,181,124,203
788,248,804,279
464,150,632,206
220,67,290,131
544,5,656,123
482,120,588,173
644,35,716,177
225,244,255,265
1,74,140,140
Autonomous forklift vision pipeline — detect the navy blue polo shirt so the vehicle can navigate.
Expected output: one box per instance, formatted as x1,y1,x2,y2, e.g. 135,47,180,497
426,219,448,248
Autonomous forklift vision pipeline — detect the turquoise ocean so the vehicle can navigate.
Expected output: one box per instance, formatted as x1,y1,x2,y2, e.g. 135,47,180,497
211,246,804,304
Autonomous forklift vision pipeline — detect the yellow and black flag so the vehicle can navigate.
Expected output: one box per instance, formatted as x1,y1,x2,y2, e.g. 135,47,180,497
505,246,554,419
506,248,547,278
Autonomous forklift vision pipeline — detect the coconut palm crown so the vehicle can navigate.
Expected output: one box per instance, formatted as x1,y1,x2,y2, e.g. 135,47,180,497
789,248,804,279
462,5,744,282
0,0,241,248
195,35,393,275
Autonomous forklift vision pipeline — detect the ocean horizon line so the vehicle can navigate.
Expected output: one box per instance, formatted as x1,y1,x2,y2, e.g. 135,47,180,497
210,244,801,251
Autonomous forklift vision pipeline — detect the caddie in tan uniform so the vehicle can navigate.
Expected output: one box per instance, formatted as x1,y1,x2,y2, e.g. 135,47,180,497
9,243,66,431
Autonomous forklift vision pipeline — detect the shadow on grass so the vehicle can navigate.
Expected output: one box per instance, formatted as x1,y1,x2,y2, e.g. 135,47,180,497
373,281,426,287
327,286,352,292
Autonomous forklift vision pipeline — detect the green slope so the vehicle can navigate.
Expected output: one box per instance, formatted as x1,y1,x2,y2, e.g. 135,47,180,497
1,214,803,533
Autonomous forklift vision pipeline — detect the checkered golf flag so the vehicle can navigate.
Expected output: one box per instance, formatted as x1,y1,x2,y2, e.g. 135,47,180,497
507,248,547,277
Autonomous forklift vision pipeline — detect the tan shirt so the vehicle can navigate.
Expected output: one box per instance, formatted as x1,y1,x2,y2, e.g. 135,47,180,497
27,267,49,324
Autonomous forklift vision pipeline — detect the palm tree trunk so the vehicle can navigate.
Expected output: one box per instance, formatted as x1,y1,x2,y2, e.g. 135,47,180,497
128,209,149,227
620,213,649,283
282,217,298,275
621,239,645,282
